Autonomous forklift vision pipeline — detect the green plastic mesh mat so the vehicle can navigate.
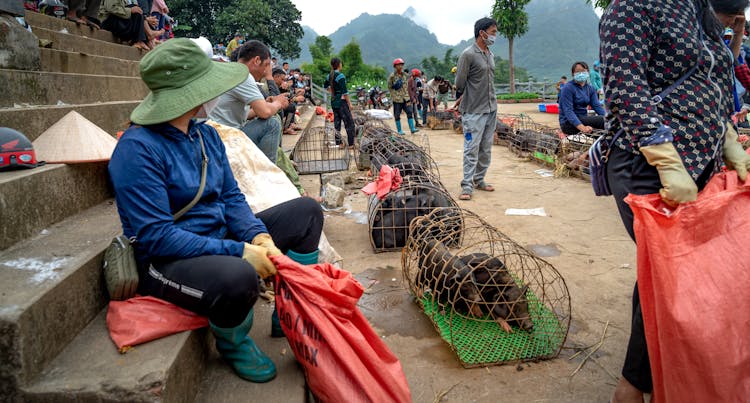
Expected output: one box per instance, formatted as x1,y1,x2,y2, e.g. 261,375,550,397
420,288,566,367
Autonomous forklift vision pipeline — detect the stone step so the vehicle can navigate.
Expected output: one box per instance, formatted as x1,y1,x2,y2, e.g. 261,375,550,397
32,26,144,61
0,69,148,108
195,301,307,402
0,100,139,142
40,47,140,76
0,163,112,251
25,10,118,44
20,309,209,403
0,202,121,399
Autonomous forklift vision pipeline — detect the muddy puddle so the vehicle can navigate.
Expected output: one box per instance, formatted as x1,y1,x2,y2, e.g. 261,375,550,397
354,266,436,339
526,243,561,257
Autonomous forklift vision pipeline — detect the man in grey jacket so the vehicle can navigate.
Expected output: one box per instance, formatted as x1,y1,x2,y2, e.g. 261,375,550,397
455,17,498,200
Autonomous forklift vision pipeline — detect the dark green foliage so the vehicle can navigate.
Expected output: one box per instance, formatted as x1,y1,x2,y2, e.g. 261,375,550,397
497,92,540,100
169,0,304,59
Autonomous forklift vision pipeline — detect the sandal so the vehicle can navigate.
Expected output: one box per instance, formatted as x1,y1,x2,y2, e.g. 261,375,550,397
459,193,472,200
474,182,495,192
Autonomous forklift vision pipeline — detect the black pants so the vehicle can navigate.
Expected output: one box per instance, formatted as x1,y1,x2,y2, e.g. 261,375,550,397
560,115,605,135
333,102,355,146
138,197,324,328
606,146,714,393
102,13,147,44
393,101,413,121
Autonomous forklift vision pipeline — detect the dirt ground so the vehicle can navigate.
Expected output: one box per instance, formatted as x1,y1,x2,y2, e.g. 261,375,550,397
295,102,639,403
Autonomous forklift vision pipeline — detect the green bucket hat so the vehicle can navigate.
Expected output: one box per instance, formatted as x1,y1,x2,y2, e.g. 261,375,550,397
131,38,248,125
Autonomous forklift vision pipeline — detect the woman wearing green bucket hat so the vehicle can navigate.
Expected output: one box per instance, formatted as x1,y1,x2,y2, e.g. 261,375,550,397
109,38,324,383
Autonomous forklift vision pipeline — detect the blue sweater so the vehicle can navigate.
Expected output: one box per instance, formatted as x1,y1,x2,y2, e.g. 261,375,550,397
108,120,267,264
558,82,605,127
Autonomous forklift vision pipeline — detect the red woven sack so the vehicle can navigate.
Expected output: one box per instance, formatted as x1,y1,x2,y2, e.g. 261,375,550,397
106,296,208,353
271,255,411,403
625,171,750,402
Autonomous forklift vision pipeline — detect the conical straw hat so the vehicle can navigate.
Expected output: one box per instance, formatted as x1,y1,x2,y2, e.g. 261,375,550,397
33,111,117,163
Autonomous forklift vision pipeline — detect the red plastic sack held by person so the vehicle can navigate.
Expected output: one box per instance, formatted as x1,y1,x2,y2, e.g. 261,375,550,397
271,255,411,403
625,171,750,402
106,296,208,353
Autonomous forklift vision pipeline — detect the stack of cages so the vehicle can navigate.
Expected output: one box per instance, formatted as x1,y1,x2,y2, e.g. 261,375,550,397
427,110,462,131
402,207,571,367
555,130,599,179
495,114,522,146
291,123,351,174
366,135,455,252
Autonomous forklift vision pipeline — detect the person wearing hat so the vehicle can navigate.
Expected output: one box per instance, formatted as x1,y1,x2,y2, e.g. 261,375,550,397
388,58,419,134
108,38,324,383
590,60,603,98
407,68,423,127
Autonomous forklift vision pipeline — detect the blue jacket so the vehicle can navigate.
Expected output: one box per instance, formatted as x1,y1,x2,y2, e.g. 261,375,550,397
108,120,267,264
559,81,605,127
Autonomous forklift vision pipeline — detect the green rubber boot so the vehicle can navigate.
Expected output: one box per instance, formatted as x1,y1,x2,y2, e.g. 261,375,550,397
408,118,419,133
271,249,320,338
210,309,277,382
395,120,404,135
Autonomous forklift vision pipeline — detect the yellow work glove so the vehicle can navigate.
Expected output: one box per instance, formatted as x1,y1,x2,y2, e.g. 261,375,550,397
722,125,750,181
242,243,277,279
251,233,282,256
640,142,698,206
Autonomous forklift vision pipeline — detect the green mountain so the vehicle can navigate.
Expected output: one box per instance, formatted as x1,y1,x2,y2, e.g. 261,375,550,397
292,0,600,81
287,25,318,65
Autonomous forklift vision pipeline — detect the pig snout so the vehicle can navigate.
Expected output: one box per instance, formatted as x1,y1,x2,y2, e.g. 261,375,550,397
520,317,534,331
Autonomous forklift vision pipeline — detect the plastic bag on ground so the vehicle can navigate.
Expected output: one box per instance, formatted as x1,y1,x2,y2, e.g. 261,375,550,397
271,255,411,403
106,296,208,353
625,171,750,402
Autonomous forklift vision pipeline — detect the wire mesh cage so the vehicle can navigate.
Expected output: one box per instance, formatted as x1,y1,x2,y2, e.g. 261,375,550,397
367,135,440,179
402,207,571,368
555,132,596,178
427,110,461,131
368,177,457,253
494,114,521,146
291,124,351,174
529,125,562,167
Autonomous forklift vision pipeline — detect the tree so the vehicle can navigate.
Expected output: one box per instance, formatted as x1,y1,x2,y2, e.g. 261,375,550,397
169,0,304,59
420,49,458,80
586,0,611,9
338,40,363,80
492,0,531,93
305,36,334,85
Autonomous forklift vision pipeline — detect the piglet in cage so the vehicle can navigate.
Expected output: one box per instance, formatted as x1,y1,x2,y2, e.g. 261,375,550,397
409,208,463,247
386,152,427,178
417,240,483,317
372,192,437,249
459,253,534,333
515,129,539,153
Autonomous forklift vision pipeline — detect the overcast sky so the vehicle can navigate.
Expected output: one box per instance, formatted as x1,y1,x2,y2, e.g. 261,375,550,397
292,0,499,46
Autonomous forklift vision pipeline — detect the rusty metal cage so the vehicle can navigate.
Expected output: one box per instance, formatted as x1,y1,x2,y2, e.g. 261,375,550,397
531,125,562,167
555,132,596,178
367,135,440,179
402,207,571,368
368,177,457,253
291,124,351,174
427,110,461,131
494,114,521,146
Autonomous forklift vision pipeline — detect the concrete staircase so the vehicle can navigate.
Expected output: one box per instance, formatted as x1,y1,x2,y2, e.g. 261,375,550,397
0,11,309,402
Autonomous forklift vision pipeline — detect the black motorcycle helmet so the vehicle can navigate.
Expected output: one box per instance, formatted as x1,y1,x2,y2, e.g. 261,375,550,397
0,127,44,171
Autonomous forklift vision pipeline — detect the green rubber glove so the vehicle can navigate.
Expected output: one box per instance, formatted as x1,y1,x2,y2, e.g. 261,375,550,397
722,125,750,181
640,142,698,206
242,243,277,279
251,233,282,256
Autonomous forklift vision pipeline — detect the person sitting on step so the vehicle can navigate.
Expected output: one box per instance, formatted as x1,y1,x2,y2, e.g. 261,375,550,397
108,39,324,383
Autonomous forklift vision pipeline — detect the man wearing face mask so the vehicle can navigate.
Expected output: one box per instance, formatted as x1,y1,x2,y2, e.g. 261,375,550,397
558,61,605,135
455,17,499,201
208,40,289,162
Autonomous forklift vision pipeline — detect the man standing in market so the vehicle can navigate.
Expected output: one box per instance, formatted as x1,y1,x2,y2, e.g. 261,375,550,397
388,58,419,135
455,17,498,201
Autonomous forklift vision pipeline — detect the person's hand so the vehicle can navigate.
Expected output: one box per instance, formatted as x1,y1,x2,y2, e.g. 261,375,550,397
577,124,594,133
275,95,290,109
131,5,143,14
732,14,746,38
242,243,277,279
722,124,750,181
640,142,698,206
735,109,749,123
251,233,283,256
145,16,157,25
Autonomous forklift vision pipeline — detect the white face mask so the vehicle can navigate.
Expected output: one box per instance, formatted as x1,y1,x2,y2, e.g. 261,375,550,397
195,97,219,118
484,31,496,46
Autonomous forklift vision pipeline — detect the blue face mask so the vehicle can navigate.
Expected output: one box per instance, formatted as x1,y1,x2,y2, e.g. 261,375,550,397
574,72,589,83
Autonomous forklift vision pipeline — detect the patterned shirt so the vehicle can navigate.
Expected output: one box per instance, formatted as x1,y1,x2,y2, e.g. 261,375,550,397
600,0,735,180
388,71,410,103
